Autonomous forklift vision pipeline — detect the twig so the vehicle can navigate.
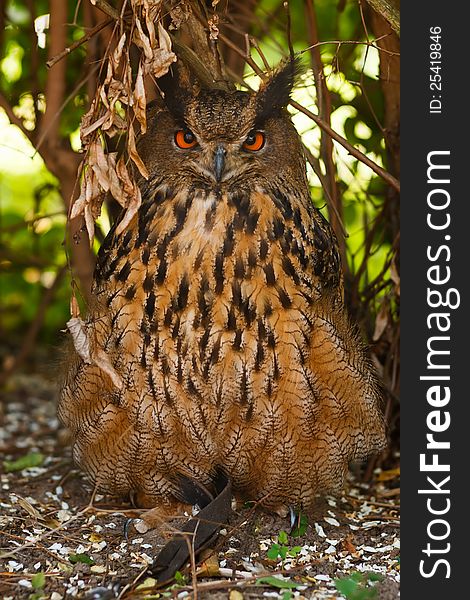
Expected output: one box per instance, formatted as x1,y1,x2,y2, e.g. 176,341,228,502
117,566,148,600
304,0,346,267
290,100,400,192
283,1,295,60
46,18,113,68
299,35,400,58
0,91,34,141
190,525,199,600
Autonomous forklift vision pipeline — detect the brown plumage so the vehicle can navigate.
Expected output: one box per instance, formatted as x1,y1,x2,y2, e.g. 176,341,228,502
59,62,386,516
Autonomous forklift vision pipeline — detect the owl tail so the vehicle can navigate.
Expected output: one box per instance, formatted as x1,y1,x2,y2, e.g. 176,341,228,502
149,470,232,585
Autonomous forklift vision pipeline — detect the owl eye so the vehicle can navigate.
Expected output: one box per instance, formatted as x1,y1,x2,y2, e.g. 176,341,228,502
242,130,265,152
175,129,198,149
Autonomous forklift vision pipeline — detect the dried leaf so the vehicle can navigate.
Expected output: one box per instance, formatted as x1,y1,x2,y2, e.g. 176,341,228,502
17,496,42,518
197,553,220,578
93,348,123,389
372,297,390,341
134,16,153,61
81,113,108,139
90,140,111,192
128,125,149,179
70,177,88,220
111,32,127,72
340,537,358,556
134,62,147,133
376,467,400,482
390,258,400,295
67,317,122,389
70,295,80,318
67,317,92,363
84,202,96,243
115,188,142,235
152,22,177,78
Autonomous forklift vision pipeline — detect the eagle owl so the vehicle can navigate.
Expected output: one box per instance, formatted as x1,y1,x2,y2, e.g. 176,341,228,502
59,61,386,517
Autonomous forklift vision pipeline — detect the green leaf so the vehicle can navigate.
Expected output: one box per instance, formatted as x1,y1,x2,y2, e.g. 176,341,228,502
287,545,302,557
335,576,359,597
267,543,281,559
3,452,44,472
257,576,299,589
291,513,308,537
31,572,45,589
334,573,379,600
281,592,293,600
69,553,94,565
278,530,289,544
366,572,384,582
174,571,186,585
279,545,288,560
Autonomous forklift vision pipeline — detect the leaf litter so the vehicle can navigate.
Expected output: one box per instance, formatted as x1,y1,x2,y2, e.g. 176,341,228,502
0,371,399,599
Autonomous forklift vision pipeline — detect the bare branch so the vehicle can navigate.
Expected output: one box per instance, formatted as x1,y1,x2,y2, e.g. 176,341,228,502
290,100,400,193
40,0,68,151
46,18,113,69
364,0,400,37
0,91,34,141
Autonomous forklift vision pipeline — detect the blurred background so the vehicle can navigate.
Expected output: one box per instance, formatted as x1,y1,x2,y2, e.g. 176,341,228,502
0,0,399,461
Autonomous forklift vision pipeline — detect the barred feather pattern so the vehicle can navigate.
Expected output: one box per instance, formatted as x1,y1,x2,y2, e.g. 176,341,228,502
59,175,386,513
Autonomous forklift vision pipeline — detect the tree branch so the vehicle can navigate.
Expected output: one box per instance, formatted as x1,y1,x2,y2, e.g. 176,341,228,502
364,0,400,37
290,100,400,193
90,0,120,21
46,17,113,69
0,91,34,141
40,0,68,151
304,0,346,264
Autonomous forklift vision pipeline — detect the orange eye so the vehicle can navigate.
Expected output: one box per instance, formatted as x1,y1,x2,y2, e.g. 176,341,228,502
175,129,198,149
242,130,265,152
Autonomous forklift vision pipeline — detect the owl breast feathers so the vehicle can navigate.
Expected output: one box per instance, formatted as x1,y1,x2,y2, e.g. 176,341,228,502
59,61,386,515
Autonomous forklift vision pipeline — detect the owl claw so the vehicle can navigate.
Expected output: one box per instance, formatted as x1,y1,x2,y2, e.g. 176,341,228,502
289,506,297,530
123,518,134,540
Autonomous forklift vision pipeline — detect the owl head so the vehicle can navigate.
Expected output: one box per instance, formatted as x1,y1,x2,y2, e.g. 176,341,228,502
137,60,307,194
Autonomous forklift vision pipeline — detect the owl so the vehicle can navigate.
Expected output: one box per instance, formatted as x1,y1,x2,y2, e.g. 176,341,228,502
59,60,386,520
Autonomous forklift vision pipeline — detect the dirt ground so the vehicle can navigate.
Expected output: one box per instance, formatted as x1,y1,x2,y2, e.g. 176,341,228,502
0,371,399,599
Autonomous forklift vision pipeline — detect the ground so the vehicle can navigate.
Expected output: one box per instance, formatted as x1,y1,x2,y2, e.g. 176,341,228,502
0,371,399,599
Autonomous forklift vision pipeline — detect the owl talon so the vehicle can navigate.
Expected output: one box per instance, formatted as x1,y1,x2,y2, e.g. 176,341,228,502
289,506,297,530
123,518,134,540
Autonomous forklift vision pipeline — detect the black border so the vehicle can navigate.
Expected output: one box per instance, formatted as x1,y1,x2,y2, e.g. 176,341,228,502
401,4,469,596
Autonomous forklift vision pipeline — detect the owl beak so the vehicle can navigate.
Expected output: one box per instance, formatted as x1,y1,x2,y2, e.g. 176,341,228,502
213,145,227,182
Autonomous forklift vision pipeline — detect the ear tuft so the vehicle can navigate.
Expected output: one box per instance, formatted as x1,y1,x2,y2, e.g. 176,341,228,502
255,57,302,122
156,61,194,123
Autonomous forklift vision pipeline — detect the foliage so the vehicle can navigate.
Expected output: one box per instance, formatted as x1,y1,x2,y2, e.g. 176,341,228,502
3,451,44,472
68,552,95,565
334,571,384,600
266,529,302,561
